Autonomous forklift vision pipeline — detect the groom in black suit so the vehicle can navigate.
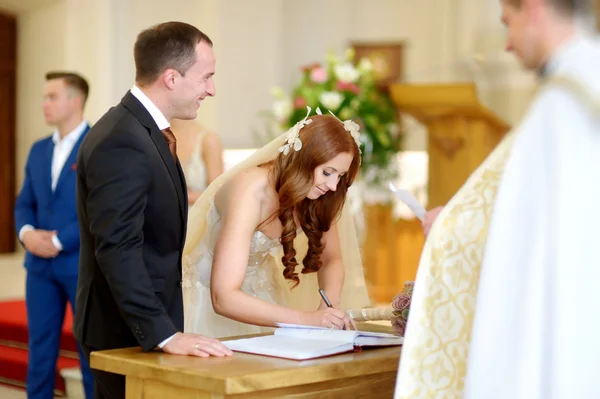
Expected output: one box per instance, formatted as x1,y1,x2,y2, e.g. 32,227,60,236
74,21,232,399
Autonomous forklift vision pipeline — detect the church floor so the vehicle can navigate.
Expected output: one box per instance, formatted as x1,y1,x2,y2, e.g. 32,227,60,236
0,250,26,301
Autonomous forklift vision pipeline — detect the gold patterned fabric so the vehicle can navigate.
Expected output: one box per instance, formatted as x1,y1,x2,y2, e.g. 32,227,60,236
394,131,517,399
396,34,600,397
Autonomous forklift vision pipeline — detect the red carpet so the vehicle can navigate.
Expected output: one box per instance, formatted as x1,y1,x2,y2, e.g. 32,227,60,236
0,300,80,394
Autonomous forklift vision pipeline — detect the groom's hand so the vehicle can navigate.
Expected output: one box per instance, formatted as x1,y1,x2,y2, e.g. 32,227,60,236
162,332,233,358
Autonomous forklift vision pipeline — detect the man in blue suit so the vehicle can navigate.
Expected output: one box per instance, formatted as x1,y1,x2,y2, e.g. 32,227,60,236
15,71,94,399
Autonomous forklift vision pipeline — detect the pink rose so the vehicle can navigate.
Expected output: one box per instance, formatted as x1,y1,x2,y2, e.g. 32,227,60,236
310,66,328,83
392,316,407,336
403,281,415,296
293,96,307,109
392,293,411,312
335,81,360,94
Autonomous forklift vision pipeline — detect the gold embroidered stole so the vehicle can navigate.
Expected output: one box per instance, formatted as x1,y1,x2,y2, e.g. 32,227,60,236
394,131,516,399
395,74,598,399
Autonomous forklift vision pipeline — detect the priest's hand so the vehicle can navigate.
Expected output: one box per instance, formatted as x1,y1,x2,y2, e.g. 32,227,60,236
162,332,233,358
423,206,444,237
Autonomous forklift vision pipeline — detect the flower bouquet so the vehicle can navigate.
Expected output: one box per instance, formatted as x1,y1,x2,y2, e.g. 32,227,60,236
346,281,414,336
258,48,402,196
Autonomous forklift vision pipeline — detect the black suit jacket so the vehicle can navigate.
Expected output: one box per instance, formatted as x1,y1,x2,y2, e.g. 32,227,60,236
74,91,188,352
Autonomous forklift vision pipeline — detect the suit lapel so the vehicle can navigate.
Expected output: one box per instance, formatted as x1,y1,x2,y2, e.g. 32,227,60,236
176,160,188,247
121,91,186,222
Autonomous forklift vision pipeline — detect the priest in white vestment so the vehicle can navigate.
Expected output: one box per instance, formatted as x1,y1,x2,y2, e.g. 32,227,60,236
394,0,600,398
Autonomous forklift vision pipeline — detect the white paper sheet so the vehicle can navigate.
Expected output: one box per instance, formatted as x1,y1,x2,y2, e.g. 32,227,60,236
388,182,426,221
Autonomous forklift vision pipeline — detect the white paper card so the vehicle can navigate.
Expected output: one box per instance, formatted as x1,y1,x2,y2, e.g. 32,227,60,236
388,183,426,221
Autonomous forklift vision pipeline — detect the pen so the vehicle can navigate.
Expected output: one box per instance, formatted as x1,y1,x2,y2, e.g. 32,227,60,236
319,289,351,330
318,288,333,308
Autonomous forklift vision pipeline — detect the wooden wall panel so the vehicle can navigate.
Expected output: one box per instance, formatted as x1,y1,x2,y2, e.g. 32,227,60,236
0,13,16,253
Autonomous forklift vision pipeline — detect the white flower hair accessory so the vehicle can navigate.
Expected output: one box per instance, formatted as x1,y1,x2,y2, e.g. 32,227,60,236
278,106,313,155
278,106,363,164
315,108,363,164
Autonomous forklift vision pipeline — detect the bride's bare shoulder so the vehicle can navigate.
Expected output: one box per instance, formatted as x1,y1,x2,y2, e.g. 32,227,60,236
215,165,272,207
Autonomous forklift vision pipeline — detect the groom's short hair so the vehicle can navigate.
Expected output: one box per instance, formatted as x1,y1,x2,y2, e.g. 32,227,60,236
503,0,577,14
134,21,213,86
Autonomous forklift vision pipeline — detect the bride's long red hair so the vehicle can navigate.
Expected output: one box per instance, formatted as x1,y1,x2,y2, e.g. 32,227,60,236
266,115,361,287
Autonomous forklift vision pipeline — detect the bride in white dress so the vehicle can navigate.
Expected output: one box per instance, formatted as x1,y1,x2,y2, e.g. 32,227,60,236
182,108,372,338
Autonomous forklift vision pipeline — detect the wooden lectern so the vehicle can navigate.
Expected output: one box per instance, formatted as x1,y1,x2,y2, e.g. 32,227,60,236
390,82,510,207
90,324,399,398
362,83,510,303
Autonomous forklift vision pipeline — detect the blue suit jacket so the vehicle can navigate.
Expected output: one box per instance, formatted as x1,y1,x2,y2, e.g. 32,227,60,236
15,125,90,277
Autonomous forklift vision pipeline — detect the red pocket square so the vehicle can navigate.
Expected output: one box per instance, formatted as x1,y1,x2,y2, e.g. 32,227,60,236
71,163,77,171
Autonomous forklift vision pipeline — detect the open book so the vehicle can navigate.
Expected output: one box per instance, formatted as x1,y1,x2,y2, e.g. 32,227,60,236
223,323,403,360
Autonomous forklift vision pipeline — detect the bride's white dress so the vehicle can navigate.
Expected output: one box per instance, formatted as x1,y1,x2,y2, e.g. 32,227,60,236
182,198,289,338
181,124,372,339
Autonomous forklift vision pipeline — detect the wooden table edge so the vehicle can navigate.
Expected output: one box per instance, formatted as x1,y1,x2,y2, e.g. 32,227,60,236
90,346,401,395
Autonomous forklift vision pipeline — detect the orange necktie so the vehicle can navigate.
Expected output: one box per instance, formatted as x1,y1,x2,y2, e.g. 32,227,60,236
161,127,177,162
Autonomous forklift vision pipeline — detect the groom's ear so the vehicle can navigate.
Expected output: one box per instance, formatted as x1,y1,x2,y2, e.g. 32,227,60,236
162,69,178,91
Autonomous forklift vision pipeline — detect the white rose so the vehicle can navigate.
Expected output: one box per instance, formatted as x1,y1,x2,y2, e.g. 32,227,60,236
272,98,292,121
333,62,359,83
319,91,343,110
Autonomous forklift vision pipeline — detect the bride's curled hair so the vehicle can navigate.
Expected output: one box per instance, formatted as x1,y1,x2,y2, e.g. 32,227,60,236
269,114,361,287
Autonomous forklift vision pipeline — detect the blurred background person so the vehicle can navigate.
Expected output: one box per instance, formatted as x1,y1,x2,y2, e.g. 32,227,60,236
14,71,94,399
170,118,224,204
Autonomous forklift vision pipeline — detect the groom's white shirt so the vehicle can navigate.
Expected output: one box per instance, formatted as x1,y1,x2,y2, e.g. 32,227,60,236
130,85,175,349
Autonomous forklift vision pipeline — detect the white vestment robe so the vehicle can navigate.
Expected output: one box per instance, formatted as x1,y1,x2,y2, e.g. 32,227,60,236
395,34,600,399
465,35,600,399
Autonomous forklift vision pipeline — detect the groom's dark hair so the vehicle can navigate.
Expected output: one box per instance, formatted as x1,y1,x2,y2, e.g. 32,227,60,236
503,0,577,14
134,21,213,86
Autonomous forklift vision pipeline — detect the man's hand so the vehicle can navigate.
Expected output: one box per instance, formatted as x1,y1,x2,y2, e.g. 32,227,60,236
22,230,59,258
162,332,233,358
422,206,444,237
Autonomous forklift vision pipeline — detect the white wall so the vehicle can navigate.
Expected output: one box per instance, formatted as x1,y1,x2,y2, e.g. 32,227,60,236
16,0,66,186
216,0,284,148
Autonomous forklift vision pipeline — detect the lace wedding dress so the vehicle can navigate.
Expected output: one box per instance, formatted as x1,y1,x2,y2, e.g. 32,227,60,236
181,115,371,339
182,198,287,338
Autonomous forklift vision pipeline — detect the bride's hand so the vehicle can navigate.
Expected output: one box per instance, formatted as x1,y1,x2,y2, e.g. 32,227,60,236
303,308,354,330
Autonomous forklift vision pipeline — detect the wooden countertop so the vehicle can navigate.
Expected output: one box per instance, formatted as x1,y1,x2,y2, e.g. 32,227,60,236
90,323,402,395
